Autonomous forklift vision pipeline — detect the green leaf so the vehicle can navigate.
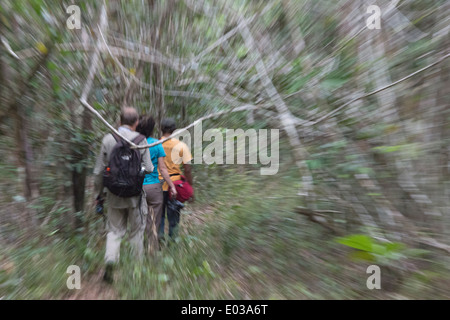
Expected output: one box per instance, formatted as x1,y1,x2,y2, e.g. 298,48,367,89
371,243,387,255
48,229,59,236
321,78,348,91
83,248,95,261
349,250,376,262
336,234,373,252
237,46,248,59
30,0,43,15
202,260,211,272
248,265,262,274
158,274,169,283
373,145,402,154
306,159,322,170
384,242,405,253
367,193,382,197
47,61,57,71
163,256,174,267
93,102,103,111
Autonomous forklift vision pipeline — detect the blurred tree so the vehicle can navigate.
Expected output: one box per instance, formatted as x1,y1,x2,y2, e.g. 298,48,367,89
0,0,448,250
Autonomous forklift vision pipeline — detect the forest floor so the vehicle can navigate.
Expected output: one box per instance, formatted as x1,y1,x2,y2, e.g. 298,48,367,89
62,203,215,300
64,270,118,300
61,202,450,299
62,203,218,300
1,174,449,299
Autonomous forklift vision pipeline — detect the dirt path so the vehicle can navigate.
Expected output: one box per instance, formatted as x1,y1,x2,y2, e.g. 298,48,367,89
65,269,118,300
63,202,214,300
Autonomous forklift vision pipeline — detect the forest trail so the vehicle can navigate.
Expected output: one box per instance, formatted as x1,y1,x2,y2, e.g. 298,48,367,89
63,202,214,300
65,270,118,300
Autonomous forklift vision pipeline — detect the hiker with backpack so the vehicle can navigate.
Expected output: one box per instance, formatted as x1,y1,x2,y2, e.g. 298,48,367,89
136,115,177,251
158,118,194,244
93,107,153,283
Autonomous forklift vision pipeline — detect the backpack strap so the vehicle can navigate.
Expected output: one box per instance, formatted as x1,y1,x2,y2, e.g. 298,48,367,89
132,134,146,145
111,132,120,142
111,132,145,145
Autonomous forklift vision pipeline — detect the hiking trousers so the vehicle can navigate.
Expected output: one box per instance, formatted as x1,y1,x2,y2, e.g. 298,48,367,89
143,183,164,247
159,191,181,240
104,201,147,264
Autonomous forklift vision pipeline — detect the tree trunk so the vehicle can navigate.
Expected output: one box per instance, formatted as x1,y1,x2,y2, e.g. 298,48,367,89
148,0,174,134
71,105,93,231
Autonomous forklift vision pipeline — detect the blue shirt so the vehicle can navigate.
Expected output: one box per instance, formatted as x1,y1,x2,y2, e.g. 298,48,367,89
143,137,166,185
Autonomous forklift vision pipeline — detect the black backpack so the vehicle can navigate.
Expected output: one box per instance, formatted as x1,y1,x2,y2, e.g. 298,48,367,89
103,133,146,197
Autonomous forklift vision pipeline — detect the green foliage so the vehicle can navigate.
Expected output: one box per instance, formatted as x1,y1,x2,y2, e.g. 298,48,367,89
336,234,408,265
1,0,450,300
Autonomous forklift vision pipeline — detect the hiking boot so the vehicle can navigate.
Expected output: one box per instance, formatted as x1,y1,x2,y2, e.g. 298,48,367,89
103,263,114,284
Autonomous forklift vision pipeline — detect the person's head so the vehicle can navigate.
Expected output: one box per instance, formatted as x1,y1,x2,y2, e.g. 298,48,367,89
136,115,156,138
120,107,139,130
161,118,177,135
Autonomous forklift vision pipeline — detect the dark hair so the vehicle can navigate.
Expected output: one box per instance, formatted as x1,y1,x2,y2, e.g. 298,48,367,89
120,107,139,126
136,116,156,138
161,118,176,134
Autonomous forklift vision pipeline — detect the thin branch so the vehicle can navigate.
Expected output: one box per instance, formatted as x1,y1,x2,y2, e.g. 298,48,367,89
1,36,19,59
0,40,55,120
176,75,212,86
15,41,184,72
98,25,149,88
79,12,258,150
100,28,222,101
235,12,314,185
80,5,107,102
418,237,450,255
106,34,188,70
79,4,138,148
182,4,276,69
80,98,137,147
317,25,367,66
306,52,450,126
164,89,215,99
132,104,258,149
296,207,343,235
100,29,222,101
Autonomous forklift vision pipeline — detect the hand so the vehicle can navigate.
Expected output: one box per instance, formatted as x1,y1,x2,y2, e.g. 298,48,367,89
170,186,177,199
95,196,105,215
188,194,195,203
95,194,104,206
